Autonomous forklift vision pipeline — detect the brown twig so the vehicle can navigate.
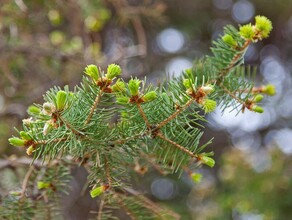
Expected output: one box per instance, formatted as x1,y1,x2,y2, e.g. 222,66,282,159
0,157,43,170
97,199,105,220
136,103,151,129
58,115,83,136
156,132,198,159
35,137,69,145
131,17,147,56
156,98,194,129
123,187,180,220
217,40,251,82
20,165,35,199
105,155,112,188
221,85,246,106
139,152,166,175
84,90,103,125
115,193,137,220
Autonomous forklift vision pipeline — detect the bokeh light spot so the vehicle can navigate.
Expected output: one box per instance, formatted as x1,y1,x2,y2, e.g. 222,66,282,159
232,0,255,23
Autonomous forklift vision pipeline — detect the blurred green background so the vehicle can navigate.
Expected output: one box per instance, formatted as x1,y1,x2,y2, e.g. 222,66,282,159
1,0,292,219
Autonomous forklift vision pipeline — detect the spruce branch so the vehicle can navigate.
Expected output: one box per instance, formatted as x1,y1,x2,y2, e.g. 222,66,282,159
5,15,276,219
156,132,198,159
216,39,251,83
156,98,194,129
115,193,138,220
136,103,151,129
85,89,103,125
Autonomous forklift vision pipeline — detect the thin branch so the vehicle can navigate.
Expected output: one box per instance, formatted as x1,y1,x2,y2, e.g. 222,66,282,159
131,17,147,56
221,85,246,106
136,103,151,129
20,165,35,199
156,98,194,129
156,132,198,159
97,199,105,220
84,90,103,125
59,115,84,136
139,152,166,175
0,157,43,170
105,155,112,188
35,137,69,145
217,40,251,82
115,193,137,220
123,187,180,220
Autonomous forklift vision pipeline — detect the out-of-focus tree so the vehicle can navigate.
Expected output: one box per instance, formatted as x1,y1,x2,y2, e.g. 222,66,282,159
189,147,292,220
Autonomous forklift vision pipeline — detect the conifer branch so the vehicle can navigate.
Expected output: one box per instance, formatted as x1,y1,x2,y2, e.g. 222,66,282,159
21,165,35,199
115,193,138,220
97,199,105,220
139,152,166,175
156,98,194,129
35,137,69,145
221,85,246,106
85,89,103,125
156,132,198,159
105,155,112,188
58,115,83,136
5,15,274,219
217,39,251,82
136,103,151,128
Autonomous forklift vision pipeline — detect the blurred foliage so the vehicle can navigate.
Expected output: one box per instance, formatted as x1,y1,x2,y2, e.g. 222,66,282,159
189,147,292,220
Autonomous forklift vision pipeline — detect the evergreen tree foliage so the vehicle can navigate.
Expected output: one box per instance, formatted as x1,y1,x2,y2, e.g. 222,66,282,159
2,16,275,219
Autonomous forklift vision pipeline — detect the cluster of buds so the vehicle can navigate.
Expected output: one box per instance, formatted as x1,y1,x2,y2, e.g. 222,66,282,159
114,78,157,105
239,15,273,42
8,131,35,155
9,89,73,155
245,84,276,113
84,63,122,93
221,16,272,50
183,79,217,113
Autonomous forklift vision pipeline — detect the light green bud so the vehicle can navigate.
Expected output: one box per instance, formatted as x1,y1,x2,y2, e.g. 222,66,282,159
9,191,22,196
239,23,255,40
106,64,122,80
255,15,273,39
143,91,157,102
262,84,276,96
253,94,264,103
84,64,99,81
56,90,67,111
19,131,32,141
8,137,26,147
252,105,264,113
27,105,41,115
191,173,202,183
90,186,106,198
112,79,126,93
116,96,130,105
222,34,237,47
183,79,192,89
202,99,217,113
128,78,141,96
37,181,51,189
200,156,215,167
